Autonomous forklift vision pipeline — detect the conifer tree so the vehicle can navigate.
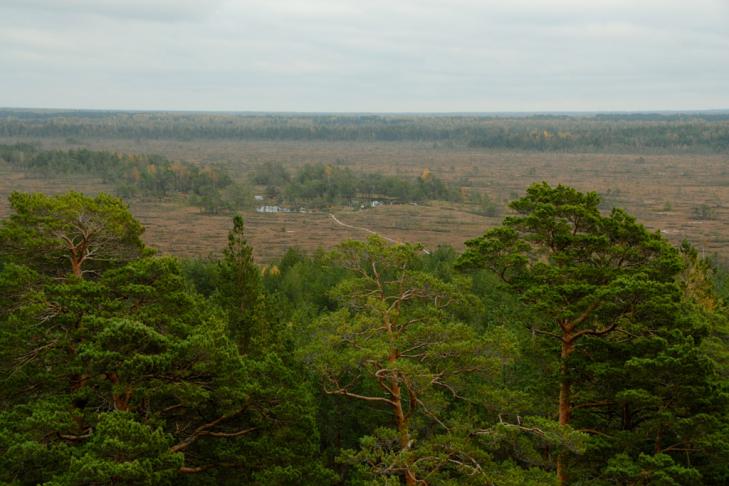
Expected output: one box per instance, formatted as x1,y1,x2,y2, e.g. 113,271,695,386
0,194,332,485
305,236,565,485
216,215,266,353
458,183,684,483
0,191,144,278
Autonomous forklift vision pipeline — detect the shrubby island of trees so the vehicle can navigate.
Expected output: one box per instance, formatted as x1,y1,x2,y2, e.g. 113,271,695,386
0,144,470,214
1,183,729,485
252,161,461,209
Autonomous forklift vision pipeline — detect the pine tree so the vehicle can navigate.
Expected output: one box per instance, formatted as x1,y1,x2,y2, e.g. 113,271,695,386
0,194,333,484
305,236,566,485
458,183,684,483
216,215,266,353
0,191,144,278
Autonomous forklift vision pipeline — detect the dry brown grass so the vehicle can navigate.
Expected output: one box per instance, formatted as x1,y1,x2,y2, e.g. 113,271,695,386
2,136,729,262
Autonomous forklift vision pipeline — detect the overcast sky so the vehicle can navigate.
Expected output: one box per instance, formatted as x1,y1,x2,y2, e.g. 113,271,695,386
1,0,728,112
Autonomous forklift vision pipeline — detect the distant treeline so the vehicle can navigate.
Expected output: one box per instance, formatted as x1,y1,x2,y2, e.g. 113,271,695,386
0,143,249,213
254,162,461,208
1,111,729,151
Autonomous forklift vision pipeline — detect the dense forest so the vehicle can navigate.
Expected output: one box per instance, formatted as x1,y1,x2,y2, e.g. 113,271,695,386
2,110,729,152
2,183,729,485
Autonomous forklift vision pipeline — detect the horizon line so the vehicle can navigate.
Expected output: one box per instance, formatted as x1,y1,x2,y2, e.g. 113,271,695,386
2,106,729,117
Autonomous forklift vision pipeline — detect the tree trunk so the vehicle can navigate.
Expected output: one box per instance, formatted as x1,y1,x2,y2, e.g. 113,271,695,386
388,345,416,486
65,235,88,278
390,376,416,486
70,255,82,278
557,332,575,485
108,372,132,411
392,380,409,450
558,341,573,427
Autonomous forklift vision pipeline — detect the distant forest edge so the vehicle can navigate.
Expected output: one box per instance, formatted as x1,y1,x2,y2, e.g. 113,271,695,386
0,144,482,214
1,111,729,151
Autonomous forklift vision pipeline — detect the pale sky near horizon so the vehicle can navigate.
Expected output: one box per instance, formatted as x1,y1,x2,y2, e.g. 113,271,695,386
1,0,728,112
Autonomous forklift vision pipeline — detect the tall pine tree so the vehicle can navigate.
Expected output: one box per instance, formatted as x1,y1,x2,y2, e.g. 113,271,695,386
216,215,266,353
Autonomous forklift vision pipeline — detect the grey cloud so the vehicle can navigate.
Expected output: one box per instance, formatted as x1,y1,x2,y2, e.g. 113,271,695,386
1,0,225,21
0,0,727,111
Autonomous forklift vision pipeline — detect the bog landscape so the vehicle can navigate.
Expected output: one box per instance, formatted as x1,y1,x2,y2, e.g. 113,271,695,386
2,0,729,484
2,111,729,485
2,111,729,262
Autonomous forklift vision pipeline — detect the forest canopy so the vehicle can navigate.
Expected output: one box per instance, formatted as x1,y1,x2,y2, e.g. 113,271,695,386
1,184,729,485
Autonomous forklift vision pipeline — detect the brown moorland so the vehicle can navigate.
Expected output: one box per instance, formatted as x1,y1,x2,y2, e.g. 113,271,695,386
1,137,728,262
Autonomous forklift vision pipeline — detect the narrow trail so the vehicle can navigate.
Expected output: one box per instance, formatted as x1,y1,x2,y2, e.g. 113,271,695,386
329,213,431,254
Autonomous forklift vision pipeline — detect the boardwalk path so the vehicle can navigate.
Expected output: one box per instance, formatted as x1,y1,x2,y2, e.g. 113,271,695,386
329,213,430,254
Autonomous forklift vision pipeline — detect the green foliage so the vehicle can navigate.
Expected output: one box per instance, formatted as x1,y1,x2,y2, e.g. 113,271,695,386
467,191,501,217
179,256,220,297
458,183,683,339
604,453,702,485
3,186,729,485
263,247,347,325
252,161,291,186
2,111,729,152
54,412,182,486
253,162,461,208
215,215,267,353
458,182,729,484
301,236,563,484
0,193,332,485
0,144,253,213
0,191,144,277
